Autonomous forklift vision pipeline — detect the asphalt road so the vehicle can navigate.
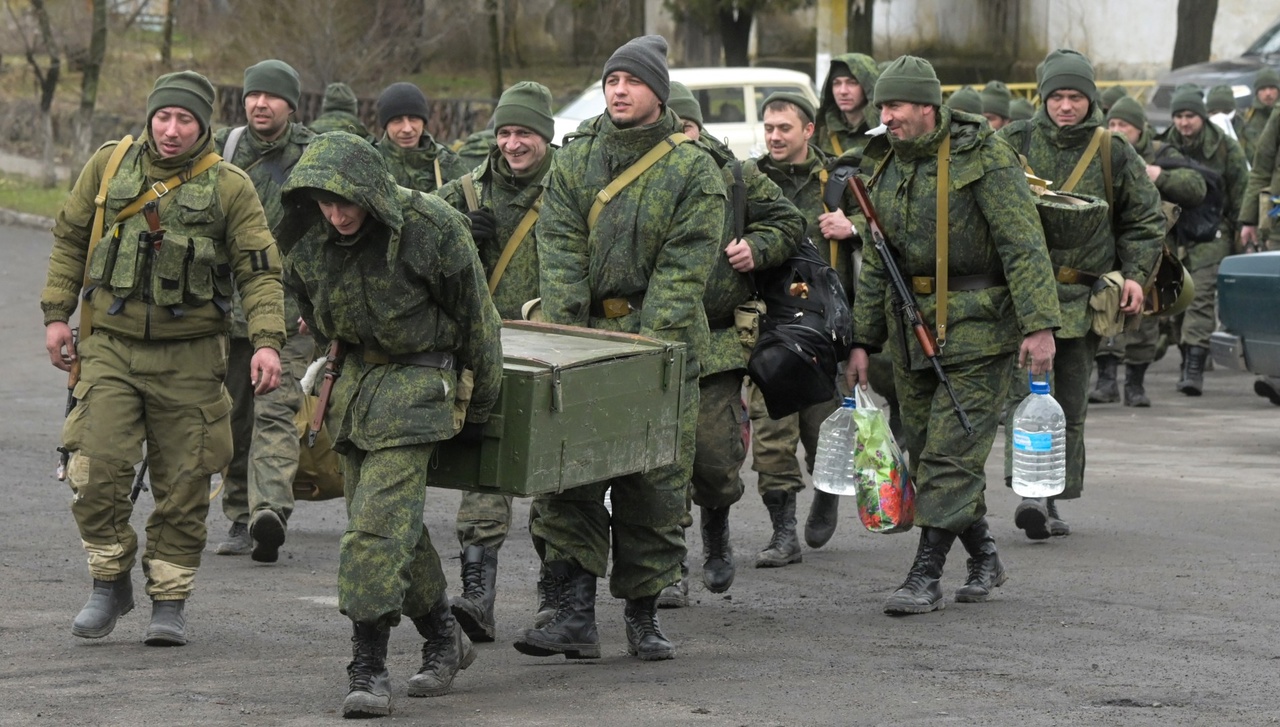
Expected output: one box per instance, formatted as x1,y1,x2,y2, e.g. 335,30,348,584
2,221,1278,726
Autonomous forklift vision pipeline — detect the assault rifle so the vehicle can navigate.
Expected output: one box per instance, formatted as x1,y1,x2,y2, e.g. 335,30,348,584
309,340,344,448
847,175,974,436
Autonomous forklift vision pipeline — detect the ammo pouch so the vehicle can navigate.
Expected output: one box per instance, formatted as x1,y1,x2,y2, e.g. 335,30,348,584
87,224,124,287
1088,271,1139,337
734,299,765,352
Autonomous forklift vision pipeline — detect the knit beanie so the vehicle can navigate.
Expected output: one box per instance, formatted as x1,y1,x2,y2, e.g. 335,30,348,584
147,70,215,132
981,80,1011,119
1010,97,1035,121
1106,96,1147,131
377,82,430,129
1257,67,1280,92
602,35,671,103
1207,84,1237,114
1100,85,1128,110
1040,49,1096,100
667,81,703,127
322,82,359,115
762,91,816,124
1170,84,1207,119
493,81,555,141
946,86,984,114
873,55,942,107
243,59,301,110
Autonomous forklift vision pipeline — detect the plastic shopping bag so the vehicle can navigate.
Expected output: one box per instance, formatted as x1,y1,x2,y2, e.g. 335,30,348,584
851,387,915,533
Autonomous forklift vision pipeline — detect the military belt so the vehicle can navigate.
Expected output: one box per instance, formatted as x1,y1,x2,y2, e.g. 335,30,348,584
910,272,1006,295
590,294,645,319
1054,266,1101,288
357,348,455,370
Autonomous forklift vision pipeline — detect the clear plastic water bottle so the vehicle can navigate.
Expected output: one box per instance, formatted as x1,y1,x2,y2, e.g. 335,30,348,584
1010,375,1066,498
813,397,858,495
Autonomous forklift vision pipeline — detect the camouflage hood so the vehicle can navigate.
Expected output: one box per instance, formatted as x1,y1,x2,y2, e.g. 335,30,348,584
277,132,405,258
820,52,878,120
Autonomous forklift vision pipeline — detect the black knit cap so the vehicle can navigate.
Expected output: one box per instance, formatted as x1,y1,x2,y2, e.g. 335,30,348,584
602,35,670,103
376,82,430,129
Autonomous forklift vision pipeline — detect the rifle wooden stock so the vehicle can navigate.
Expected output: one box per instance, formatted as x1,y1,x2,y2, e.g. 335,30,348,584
847,175,974,436
309,340,344,448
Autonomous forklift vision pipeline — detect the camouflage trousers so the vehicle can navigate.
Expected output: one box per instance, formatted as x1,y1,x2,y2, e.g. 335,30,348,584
690,370,747,511
455,491,513,551
61,332,232,600
220,333,313,526
1176,261,1219,349
339,442,446,628
1096,315,1159,365
1004,333,1100,500
898,352,1013,534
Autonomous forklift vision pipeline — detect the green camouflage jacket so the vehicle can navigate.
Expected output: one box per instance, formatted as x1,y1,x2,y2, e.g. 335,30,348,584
854,106,1060,370
1137,132,1208,209
1161,117,1249,269
815,52,879,159
697,135,804,376
277,134,502,451
535,108,725,377
1242,101,1274,163
376,132,470,194
1000,106,1163,335
214,121,314,337
453,128,497,169
1242,109,1280,228
436,144,552,319
43,132,285,352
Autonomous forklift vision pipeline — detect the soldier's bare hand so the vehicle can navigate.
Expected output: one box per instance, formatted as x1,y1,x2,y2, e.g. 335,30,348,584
845,347,870,392
1145,164,1162,183
818,209,857,241
45,322,76,372
1119,278,1144,315
250,347,282,395
725,238,756,272
1019,329,1055,375
297,317,309,335
1241,225,1259,252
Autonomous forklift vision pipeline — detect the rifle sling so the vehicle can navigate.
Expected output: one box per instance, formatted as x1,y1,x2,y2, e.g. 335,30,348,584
935,133,951,346
829,133,844,156
460,172,480,212
489,195,542,294
82,135,136,341
587,132,688,230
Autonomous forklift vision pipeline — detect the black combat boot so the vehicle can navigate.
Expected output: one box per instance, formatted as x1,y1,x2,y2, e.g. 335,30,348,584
450,544,497,642
755,491,802,568
1014,497,1051,540
656,558,689,608
1089,354,1121,403
804,490,840,548
624,594,676,661
143,599,187,646
513,560,601,659
1177,345,1208,396
409,594,476,697
249,509,286,563
700,506,735,593
533,567,558,629
953,518,1007,602
71,577,134,639
883,527,957,615
1124,363,1151,407
1046,498,1071,537
343,622,391,718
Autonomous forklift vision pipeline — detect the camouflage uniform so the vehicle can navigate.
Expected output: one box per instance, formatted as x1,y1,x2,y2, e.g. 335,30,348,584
277,134,502,627
1240,99,1274,165
212,121,315,545
815,53,879,158
308,82,372,140
531,107,725,599
1243,106,1280,250
43,131,286,601
999,107,1163,499
453,128,497,170
377,132,470,194
854,106,1061,532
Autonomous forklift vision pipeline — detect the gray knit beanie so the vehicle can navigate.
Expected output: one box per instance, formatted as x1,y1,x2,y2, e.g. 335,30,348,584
1040,49,1096,100
873,55,942,107
667,81,703,127
602,35,670,103
981,80,1011,119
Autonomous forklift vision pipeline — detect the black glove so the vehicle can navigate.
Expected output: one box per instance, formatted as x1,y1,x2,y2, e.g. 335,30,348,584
465,209,498,242
453,421,486,446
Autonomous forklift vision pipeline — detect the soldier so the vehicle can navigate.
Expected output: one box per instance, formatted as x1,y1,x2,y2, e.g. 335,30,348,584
435,81,556,642
945,86,984,116
374,82,469,193
514,35,725,662
210,59,315,563
1206,84,1247,142
657,81,804,606
42,71,285,645
277,133,503,717
981,80,1013,131
452,122,497,169
1093,97,1208,407
846,55,1059,615
1161,85,1248,397
309,82,372,140
814,53,880,157
1240,67,1279,162
1099,85,1128,115
1241,108,1280,403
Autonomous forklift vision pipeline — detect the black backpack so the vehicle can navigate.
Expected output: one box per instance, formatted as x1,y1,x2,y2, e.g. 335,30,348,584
1153,145,1226,244
747,236,853,419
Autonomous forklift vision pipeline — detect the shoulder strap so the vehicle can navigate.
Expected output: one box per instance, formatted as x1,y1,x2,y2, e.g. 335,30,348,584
488,194,543,294
114,151,223,224
460,172,480,212
587,133,689,230
1060,127,1106,194
935,133,952,346
731,159,746,242
829,133,844,156
81,135,136,339
223,126,246,166
434,158,443,190
1100,129,1113,209
817,166,839,268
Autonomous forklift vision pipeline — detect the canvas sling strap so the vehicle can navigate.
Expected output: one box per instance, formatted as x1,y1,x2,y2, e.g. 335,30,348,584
460,172,481,213
222,125,247,169
829,133,844,156
489,195,542,294
818,168,839,268
114,150,223,224
587,132,689,230
80,135,136,340
434,158,443,190
1059,126,1113,209
934,132,952,346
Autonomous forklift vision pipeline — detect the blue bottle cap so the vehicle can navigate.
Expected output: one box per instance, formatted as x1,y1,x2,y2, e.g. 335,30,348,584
842,396,856,408
1030,380,1051,395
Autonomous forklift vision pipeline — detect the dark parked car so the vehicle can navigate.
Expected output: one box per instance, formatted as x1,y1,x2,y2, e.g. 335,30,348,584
1210,252,1280,380
1146,17,1280,130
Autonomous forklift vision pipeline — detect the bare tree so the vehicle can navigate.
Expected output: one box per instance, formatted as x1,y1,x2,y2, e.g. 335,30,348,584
5,0,61,187
1171,0,1218,70
664,0,807,66
847,0,872,54
73,0,109,171
487,0,504,98
161,0,178,67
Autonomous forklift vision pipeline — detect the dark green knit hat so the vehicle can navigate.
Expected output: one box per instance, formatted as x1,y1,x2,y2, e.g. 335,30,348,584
981,80,1011,118
322,82,359,115
1099,85,1128,111
602,35,670,103
1040,49,1096,100
1257,67,1280,92
667,81,702,127
945,86,983,114
873,55,942,107
243,59,301,110
1207,84,1237,114
493,81,555,141
1171,83,1207,119
1106,96,1147,131
147,70,215,131
1010,97,1035,121
761,91,816,124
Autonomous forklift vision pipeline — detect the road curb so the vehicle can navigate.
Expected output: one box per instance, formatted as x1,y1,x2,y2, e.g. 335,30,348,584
0,208,54,230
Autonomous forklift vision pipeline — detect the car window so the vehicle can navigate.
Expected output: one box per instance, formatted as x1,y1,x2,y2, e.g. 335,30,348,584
558,87,605,119
1245,21,1280,55
754,85,810,116
698,87,748,123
